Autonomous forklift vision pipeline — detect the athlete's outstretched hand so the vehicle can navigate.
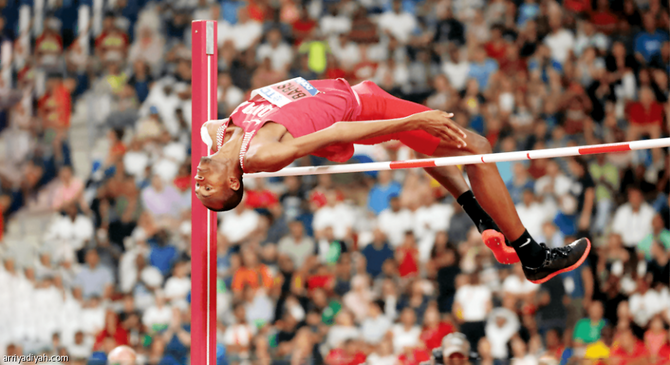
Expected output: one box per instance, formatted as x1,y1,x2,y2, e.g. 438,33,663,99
408,110,467,148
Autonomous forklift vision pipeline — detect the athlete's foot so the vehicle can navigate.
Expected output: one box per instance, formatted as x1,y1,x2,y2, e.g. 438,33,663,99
522,238,591,284
483,229,519,264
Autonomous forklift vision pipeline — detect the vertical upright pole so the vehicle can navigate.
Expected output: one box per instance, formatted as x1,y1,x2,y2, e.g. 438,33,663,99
191,20,218,365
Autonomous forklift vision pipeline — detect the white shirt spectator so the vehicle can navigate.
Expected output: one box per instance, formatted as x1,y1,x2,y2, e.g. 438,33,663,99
326,325,361,349
413,203,454,261
611,202,655,247
313,203,356,240
377,10,417,44
219,208,260,244
80,303,106,336
164,276,191,307
544,29,575,64
486,307,520,359
377,207,414,248
455,284,492,322
516,201,550,239
223,322,256,347
218,84,245,114
142,302,173,332
43,213,94,258
361,314,392,344
442,60,470,91
535,174,573,198
629,288,663,327
502,273,539,296
390,324,421,353
256,42,293,72
229,20,263,52
320,13,352,36
329,36,361,69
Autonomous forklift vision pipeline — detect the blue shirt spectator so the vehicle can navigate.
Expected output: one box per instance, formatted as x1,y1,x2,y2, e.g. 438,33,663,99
635,14,669,63
468,48,498,90
517,1,539,28
362,230,395,277
74,249,114,299
368,170,402,215
149,232,178,276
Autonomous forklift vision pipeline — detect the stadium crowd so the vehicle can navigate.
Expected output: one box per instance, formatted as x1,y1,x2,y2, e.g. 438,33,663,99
0,0,669,363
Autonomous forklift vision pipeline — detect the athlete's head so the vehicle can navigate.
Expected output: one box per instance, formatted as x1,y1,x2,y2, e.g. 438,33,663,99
195,155,244,211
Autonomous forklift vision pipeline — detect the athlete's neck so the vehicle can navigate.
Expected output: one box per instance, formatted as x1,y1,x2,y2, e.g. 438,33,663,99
213,127,244,169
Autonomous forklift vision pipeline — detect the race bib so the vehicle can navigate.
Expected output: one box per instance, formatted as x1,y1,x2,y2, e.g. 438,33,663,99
250,77,319,107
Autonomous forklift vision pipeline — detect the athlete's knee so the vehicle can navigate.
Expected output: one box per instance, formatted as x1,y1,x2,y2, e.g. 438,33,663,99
467,132,492,155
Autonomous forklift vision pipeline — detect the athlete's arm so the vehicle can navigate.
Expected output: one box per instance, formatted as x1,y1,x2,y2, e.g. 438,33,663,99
245,110,466,172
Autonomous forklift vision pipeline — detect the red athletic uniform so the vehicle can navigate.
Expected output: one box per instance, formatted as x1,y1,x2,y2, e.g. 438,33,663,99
227,78,441,172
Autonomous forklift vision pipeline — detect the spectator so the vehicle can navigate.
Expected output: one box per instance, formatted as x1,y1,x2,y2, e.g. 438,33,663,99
485,306,520,360
638,214,670,260
74,249,113,300
467,47,498,91
368,170,402,215
231,247,274,295
256,27,293,73
219,197,260,245
420,305,453,351
634,13,669,64
361,300,392,345
454,273,492,350
142,291,172,333
277,220,314,269
222,303,255,362
507,163,535,205
544,13,575,65
141,175,186,222
377,195,414,248
377,0,417,44
574,301,607,346
313,190,355,241
627,86,664,143
612,186,655,249
389,307,422,354
361,228,394,278
51,165,85,212
516,189,550,239
610,328,650,363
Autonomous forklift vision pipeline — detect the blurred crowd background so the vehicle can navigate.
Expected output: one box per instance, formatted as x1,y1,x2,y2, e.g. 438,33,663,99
0,0,669,363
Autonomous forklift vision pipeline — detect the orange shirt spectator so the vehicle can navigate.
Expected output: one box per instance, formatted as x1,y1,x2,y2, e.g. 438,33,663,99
38,78,71,130
231,249,274,293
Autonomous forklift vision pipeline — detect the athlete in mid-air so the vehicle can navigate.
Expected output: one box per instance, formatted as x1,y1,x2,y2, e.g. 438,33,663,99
195,78,590,283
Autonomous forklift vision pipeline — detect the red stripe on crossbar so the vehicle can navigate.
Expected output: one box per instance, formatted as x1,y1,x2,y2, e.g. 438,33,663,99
578,143,631,155
390,160,437,169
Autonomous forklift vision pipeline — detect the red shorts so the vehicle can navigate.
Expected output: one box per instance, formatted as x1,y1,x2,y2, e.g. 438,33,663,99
351,81,441,156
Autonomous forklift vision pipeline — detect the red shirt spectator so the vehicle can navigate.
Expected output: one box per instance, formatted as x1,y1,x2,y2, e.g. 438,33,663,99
628,100,664,126
421,322,455,350
484,26,508,64
325,348,367,365
292,10,317,46
590,0,618,34
245,186,279,210
657,343,670,364
611,332,650,365
397,348,431,365
563,0,591,13
94,311,129,350
397,234,419,278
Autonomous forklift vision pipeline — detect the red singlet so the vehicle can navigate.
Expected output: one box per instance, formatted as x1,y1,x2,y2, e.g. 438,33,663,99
228,78,441,172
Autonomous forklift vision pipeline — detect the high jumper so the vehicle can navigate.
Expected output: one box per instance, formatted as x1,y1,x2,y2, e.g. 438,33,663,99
194,76,591,285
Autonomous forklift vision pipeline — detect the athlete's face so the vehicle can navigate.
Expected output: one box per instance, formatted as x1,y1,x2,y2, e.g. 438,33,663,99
195,156,240,210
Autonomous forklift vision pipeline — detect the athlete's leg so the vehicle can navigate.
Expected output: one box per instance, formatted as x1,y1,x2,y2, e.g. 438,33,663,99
352,81,516,263
352,81,591,281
